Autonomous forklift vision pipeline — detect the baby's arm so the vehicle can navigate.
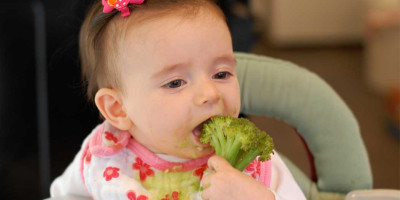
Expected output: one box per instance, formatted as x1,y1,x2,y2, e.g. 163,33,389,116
201,156,276,200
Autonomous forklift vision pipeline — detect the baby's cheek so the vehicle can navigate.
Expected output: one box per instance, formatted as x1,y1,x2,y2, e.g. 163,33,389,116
233,107,240,117
227,98,241,117
177,137,190,149
172,127,189,144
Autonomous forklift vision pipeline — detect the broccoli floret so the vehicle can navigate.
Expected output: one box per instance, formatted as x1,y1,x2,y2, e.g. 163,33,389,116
199,116,275,171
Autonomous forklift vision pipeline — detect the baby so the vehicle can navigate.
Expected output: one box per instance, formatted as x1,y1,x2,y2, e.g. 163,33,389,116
50,0,305,199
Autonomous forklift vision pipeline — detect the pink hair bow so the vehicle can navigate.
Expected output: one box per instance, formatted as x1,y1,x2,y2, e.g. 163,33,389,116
102,0,145,17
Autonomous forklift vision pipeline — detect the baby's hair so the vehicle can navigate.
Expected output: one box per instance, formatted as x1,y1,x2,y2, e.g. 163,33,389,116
79,0,226,101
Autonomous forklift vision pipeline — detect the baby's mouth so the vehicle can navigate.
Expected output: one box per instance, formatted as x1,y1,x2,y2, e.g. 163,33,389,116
192,119,211,146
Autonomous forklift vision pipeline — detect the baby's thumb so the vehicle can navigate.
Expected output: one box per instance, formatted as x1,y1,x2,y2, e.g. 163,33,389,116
207,155,230,172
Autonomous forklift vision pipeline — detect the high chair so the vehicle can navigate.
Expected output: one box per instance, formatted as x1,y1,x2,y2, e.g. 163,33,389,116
235,52,373,199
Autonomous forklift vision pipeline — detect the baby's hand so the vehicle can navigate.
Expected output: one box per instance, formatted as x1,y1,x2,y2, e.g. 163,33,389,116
201,155,275,200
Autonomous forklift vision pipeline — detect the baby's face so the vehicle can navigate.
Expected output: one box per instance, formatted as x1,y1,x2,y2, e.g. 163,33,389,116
118,10,240,159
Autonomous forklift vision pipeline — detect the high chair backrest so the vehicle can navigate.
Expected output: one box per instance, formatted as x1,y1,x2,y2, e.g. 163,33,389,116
235,52,373,199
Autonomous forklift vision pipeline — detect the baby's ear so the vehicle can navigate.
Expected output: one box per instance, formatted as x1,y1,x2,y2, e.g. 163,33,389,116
95,88,132,130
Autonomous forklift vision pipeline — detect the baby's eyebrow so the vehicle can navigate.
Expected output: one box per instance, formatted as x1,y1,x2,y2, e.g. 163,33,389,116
151,55,236,79
151,63,187,79
214,55,236,66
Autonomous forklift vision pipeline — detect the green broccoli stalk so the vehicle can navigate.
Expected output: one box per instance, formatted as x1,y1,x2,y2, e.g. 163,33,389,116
199,116,275,171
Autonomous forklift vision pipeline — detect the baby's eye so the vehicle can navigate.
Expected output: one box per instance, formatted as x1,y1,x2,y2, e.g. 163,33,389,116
165,79,186,88
212,72,230,79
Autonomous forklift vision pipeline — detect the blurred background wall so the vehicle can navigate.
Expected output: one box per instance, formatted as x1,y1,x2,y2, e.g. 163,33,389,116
0,0,399,199
252,0,367,45
249,0,400,96
246,0,400,193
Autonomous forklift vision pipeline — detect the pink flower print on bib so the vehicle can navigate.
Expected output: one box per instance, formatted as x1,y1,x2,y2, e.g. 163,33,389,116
103,166,120,181
126,190,148,200
244,159,261,179
132,157,155,181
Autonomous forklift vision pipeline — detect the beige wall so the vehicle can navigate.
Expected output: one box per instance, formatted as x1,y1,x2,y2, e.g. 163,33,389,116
251,0,367,46
250,0,400,95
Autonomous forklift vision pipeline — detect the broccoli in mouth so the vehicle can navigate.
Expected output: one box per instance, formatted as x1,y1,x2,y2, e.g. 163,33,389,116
199,116,275,171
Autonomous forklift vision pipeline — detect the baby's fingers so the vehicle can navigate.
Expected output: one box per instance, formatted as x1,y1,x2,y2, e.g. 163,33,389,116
201,156,234,200
201,173,215,200
207,155,231,172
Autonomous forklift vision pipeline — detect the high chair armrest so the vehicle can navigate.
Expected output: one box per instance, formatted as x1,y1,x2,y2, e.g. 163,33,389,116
234,52,373,194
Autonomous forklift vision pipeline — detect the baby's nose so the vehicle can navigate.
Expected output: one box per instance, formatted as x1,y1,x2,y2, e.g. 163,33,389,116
193,80,221,106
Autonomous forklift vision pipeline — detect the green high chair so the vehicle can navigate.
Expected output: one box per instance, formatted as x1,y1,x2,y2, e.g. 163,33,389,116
235,52,373,200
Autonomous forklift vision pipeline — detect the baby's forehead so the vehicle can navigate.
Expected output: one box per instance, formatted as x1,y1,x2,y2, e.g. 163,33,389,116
108,3,228,70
